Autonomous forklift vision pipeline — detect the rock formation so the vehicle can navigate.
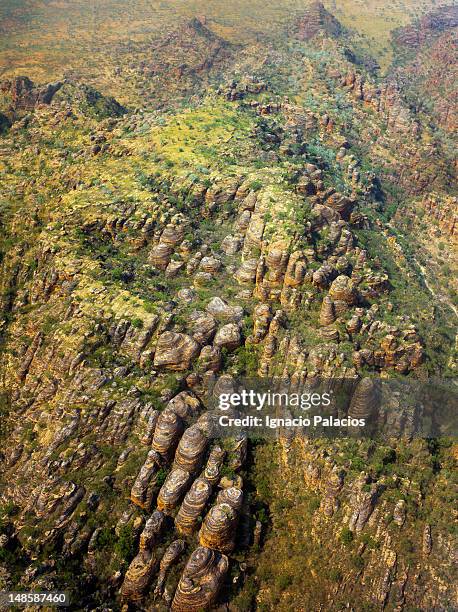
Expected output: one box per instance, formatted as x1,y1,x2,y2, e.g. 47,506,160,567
199,502,238,553
152,410,184,461
173,425,208,474
154,539,186,597
171,546,229,612
121,511,165,601
154,332,200,371
157,467,193,514
295,1,344,41
175,478,213,535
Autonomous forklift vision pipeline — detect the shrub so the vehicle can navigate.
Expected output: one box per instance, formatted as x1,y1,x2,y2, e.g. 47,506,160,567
276,573,293,590
114,524,137,562
352,555,364,570
249,179,263,192
156,468,168,488
233,345,259,376
329,568,343,582
340,527,354,546
94,527,116,550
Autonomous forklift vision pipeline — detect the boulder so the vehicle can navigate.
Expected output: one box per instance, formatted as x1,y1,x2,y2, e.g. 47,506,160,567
198,345,222,373
320,296,336,326
234,258,258,285
150,243,173,270
139,510,166,550
348,377,378,423
329,275,358,305
251,303,272,343
213,324,242,351
165,260,185,277
202,446,226,485
189,311,217,345
216,487,243,511
206,296,243,322
167,391,201,419
177,288,196,303
221,234,243,255
130,449,162,509
121,511,165,602
284,251,308,287
199,256,222,274
154,332,200,370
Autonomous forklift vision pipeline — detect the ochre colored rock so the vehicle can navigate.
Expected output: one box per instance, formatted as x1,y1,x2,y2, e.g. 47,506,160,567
199,502,238,553
320,296,336,326
157,467,192,514
213,323,242,351
329,275,358,305
155,539,187,596
152,410,184,461
154,331,200,370
173,425,208,474
175,478,213,535
171,546,229,611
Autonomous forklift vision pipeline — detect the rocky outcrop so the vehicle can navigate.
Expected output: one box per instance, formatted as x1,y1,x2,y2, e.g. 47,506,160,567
198,345,222,373
154,539,186,597
157,467,192,514
393,5,458,49
202,446,226,485
199,502,238,553
420,194,457,240
229,434,248,470
171,546,229,612
348,481,380,533
121,511,165,601
1,15,453,611
152,410,184,461
0,77,62,117
234,258,258,285
294,2,344,41
167,392,201,419
130,449,162,509
423,524,433,555
348,377,378,424
132,17,234,108
213,323,242,351
221,234,243,255
319,296,336,326
189,311,217,345
175,478,213,535
329,275,358,306
173,425,208,474
153,332,200,371
216,486,243,511
206,296,243,322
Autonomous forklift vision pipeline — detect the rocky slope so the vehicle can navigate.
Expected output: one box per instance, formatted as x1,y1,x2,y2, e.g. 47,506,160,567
392,4,458,49
110,17,237,109
294,2,345,41
392,5,458,135
0,3,457,611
